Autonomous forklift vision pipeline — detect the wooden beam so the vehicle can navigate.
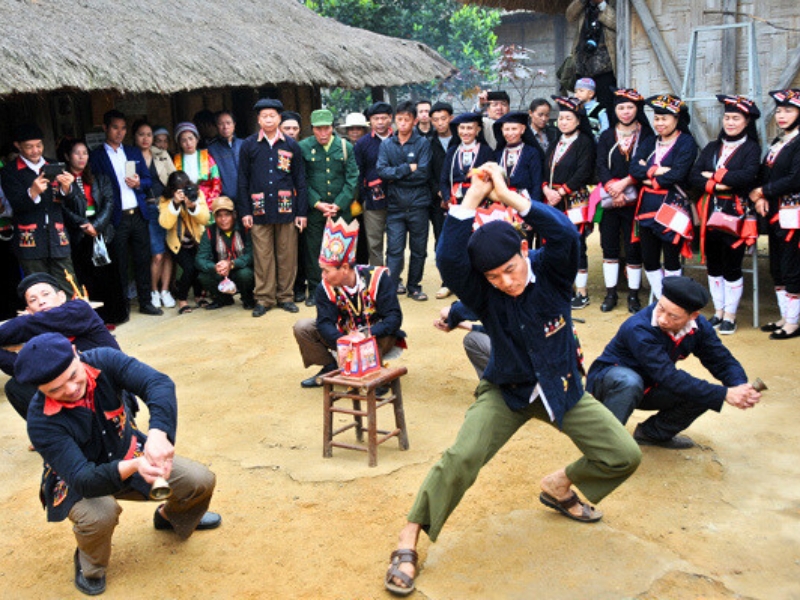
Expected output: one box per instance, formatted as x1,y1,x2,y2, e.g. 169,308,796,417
762,43,800,123
629,0,711,146
721,0,737,95
616,0,631,87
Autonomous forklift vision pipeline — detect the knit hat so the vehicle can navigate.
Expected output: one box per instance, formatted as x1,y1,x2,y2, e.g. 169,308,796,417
467,220,524,273
152,126,169,138
575,78,596,92
17,272,62,300
319,218,359,267
174,122,199,142
661,276,709,313
253,98,284,113
14,333,76,386
310,109,334,127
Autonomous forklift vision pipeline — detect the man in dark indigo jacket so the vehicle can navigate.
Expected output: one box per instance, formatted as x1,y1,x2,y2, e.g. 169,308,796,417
19,333,220,596
383,163,640,596
587,276,761,449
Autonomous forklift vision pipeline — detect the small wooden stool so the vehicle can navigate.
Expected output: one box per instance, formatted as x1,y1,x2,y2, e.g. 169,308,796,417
321,366,409,467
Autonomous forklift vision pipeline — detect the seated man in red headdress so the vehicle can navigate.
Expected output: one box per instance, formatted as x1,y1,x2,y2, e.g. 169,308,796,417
293,217,405,388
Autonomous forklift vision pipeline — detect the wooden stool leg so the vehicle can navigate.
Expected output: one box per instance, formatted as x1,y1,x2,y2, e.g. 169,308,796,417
323,383,333,458
353,398,364,442
391,378,410,450
367,390,378,467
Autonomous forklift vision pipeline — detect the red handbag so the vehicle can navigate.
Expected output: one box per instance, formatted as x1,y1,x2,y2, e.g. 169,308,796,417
655,202,693,238
707,210,742,236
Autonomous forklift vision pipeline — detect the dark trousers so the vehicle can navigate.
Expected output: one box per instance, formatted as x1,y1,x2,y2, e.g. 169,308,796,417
386,208,429,292
4,377,36,420
600,206,641,264
706,232,746,280
0,238,22,320
640,226,681,272
18,256,77,297
171,246,198,302
768,227,800,294
592,366,709,441
72,235,128,324
294,229,308,296
113,209,152,311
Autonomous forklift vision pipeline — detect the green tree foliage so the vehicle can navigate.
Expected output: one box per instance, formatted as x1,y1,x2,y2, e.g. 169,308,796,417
305,0,500,111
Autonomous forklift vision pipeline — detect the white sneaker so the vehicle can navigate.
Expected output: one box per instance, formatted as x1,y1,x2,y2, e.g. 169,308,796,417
160,290,176,308
150,291,162,308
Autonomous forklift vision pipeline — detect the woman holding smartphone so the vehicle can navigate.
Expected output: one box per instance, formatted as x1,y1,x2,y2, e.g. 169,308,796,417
57,137,127,324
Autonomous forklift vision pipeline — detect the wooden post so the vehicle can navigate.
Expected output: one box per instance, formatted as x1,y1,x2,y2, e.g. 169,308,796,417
721,0,737,95
616,0,631,88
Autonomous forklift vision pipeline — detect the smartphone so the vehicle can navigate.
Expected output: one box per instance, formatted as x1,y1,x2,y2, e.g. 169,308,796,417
41,162,66,182
125,161,137,178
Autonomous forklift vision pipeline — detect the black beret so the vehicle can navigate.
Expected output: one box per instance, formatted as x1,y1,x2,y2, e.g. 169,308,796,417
14,333,76,386
494,111,528,127
253,98,284,113
467,220,524,273
430,101,454,116
281,111,302,125
17,272,62,300
661,276,709,313
486,91,510,103
451,111,483,126
366,102,393,118
13,123,44,143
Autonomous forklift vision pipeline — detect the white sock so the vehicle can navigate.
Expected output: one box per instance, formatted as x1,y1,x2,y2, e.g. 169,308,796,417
724,278,744,316
646,269,664,299
708,275,725,312
626,266,642,291
776,288,788,319
786,293,800,325
664,269,682,279
574,271,588,290
603,261,619,289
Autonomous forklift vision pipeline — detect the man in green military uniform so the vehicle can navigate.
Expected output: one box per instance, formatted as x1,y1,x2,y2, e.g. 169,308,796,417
299,109,359,304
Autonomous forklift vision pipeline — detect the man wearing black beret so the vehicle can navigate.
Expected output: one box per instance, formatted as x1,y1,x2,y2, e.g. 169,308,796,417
18,333,221,596
384,163,640,596
587,276,761,449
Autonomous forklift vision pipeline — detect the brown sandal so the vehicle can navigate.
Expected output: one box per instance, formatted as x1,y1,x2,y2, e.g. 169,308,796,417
539,491,603,523
384,548,418,596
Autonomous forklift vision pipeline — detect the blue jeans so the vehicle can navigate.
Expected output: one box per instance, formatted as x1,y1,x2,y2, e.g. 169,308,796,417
386,208,429,292
592,366,709,441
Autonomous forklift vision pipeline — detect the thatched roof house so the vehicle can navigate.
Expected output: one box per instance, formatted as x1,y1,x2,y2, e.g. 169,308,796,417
0,0,454,96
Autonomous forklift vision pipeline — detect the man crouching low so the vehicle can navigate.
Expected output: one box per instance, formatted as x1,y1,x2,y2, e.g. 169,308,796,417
384,162,641,596
17,333,221,596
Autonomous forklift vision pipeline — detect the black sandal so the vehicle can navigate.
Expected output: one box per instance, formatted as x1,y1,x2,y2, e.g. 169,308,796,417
770,327,800,340
760,321,782,332
384,549,418,596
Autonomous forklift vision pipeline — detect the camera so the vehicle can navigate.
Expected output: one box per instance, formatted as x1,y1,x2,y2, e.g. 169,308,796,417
184,184,199,203
583,1,602,54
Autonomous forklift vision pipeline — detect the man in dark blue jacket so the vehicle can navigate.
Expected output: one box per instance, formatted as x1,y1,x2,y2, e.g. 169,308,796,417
586,276,761,449
1,273,120,420
207,110,243,202
18,333,220,596
384,163,640,596
377,101,432,301
89,109,160,318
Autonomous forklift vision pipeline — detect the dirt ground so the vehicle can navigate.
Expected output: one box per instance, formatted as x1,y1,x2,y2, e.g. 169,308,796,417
1,235,799,600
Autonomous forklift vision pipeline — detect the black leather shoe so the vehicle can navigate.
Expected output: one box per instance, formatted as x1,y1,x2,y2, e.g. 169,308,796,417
153,508,222,531
627,292,641,314
294,290,307,303
74,548,106,596
278,301,299,313
304,297,316,307
242,298,256,310
301,363,337,388
600,291,618,312
251,303,270,317
139,302,163,316
633,424,695,449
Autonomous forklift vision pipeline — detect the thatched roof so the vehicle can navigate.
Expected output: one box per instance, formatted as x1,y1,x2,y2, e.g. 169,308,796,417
0,0,456,97
462,0,571,14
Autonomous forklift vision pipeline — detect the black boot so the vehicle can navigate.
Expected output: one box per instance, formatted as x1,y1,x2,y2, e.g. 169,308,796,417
600,288,618,312
627,291,641,313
